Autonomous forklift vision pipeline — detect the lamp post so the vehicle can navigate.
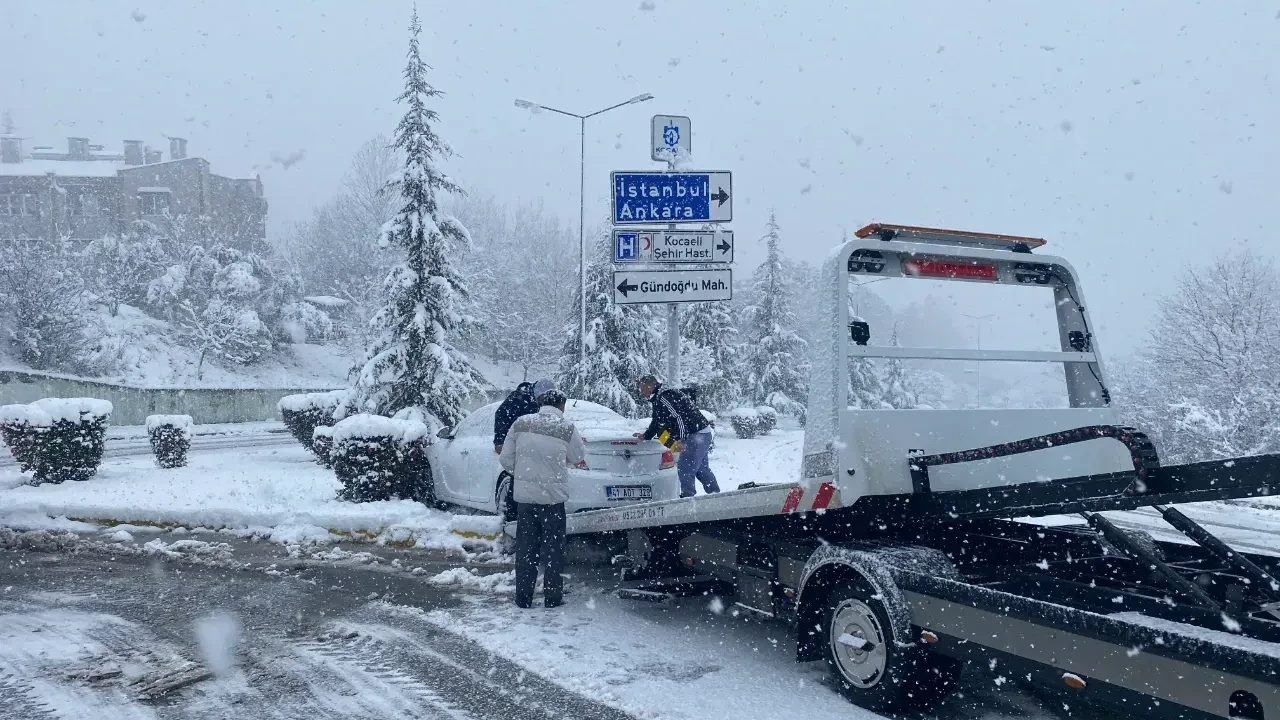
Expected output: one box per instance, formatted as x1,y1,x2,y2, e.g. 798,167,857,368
514,93,655,378
962,313,994,407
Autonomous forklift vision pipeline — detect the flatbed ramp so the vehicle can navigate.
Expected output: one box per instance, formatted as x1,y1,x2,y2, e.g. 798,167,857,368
566,482,828,535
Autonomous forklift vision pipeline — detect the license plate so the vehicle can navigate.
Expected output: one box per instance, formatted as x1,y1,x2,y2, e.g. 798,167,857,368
606,485,653,501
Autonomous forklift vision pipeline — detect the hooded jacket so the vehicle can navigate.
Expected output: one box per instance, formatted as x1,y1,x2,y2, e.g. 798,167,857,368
641,384,710,445
493,384,539,447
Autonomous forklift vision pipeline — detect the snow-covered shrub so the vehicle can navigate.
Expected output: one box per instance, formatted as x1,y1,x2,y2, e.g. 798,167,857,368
146,244,302,377
146,414,193,469
81,230,167,317
280,301,334,343
311,425,334,468
330,413,430,503
278,390,350,451
727,407,763,439
0,236,95,373
0,404,50,473
754,406,778,434
26,398,113,484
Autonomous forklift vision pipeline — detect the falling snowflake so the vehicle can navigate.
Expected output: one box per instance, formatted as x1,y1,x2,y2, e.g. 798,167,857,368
639,0,656,10
1060,120,1074,133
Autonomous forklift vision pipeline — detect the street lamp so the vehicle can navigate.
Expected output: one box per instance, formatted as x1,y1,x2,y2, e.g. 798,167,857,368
962,313,994,407
850,277,890,316
514,93,655,375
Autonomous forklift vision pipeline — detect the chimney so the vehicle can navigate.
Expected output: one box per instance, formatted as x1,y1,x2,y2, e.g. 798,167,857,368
123,140,144,166
144,146,162,164
0,136,20,164
169,137,187,160
67,136,89,160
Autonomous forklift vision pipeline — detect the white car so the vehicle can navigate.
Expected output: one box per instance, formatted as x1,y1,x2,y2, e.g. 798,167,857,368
426,398,680,521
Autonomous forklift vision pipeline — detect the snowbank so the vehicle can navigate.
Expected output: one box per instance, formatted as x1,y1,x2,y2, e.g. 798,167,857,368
0,444,492,555
278,389,350,414
426,567,515,593
146,414,193,434
332,413,428,444
28,398,113,424
0,403,51,426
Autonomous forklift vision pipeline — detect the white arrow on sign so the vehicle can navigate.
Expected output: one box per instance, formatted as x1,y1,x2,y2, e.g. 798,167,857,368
613,229,733,264
613,268,732,305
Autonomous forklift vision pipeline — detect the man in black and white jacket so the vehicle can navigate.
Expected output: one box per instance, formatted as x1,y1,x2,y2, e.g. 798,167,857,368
634,374,720,498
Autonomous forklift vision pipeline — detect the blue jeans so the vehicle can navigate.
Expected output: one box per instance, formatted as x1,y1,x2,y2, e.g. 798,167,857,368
677,431,719,497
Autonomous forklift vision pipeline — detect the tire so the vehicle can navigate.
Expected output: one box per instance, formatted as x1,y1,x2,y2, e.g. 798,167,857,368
822,578,933,711
496,473,517,524
412,460,438,508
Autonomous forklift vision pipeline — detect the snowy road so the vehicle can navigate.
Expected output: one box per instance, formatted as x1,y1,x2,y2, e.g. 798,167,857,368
0,548,633,720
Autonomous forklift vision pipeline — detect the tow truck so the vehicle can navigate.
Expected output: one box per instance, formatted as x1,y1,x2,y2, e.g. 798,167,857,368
560,224,1280,718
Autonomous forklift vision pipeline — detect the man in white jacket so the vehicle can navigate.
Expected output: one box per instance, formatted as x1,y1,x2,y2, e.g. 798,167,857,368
499,388,585,608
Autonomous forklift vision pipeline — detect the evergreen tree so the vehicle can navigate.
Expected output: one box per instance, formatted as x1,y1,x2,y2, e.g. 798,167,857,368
557,228,661,418
680,301,740,411
351,8,483,425
880,324,918,409
743,212,809,416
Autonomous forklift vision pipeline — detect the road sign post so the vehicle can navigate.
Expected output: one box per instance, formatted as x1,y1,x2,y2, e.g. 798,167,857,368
612,268,732,305
651,115,691,163
613,229,734,264
611,171,732,224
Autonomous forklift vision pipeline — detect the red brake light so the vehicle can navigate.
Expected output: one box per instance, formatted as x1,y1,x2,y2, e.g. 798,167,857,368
575,460,589,470
902,258,998,282
660,450,675,470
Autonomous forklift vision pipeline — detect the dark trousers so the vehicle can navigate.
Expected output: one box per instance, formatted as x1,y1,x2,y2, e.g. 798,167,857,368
514,502,566,608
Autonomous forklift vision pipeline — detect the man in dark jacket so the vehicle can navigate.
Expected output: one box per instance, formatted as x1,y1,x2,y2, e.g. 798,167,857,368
634,374,720,498
493,379,552,454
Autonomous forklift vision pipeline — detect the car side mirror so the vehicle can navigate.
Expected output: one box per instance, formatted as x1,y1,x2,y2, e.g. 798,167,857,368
436,427,454,440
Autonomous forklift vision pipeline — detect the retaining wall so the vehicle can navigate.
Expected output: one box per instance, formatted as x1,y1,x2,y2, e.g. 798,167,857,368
0,369,506,426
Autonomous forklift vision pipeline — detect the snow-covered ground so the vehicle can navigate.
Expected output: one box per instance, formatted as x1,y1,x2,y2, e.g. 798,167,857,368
7,421,1279,559
0,443,499,555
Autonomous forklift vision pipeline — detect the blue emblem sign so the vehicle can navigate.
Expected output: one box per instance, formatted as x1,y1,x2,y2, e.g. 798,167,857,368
650,114,691,163
611,171,732,225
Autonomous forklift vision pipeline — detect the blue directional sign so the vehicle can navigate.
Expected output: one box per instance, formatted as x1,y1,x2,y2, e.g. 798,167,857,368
611,171,732,225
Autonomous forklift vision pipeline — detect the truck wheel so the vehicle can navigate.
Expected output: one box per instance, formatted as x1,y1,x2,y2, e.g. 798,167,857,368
496,473,517,524
822,578,926,711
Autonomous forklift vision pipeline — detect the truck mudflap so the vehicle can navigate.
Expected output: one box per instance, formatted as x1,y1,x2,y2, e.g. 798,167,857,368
897,571,1280,718
565,480,840,536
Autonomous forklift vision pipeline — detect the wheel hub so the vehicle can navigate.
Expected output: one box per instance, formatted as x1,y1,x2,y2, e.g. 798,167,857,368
830,599,887,688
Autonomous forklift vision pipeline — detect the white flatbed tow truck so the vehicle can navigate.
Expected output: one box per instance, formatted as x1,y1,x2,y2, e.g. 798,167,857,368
557,224,1280,718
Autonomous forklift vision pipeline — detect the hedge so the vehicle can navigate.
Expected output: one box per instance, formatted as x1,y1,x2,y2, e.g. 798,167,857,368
147,414,193,469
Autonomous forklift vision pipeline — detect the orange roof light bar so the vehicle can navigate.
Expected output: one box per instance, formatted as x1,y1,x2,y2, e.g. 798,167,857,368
855,223,1048,250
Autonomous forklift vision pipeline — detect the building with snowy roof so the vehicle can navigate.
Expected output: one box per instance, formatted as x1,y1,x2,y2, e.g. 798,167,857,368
0,135,267,251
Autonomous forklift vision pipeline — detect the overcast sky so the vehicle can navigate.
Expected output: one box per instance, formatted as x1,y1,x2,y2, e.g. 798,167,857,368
4,0,1278,356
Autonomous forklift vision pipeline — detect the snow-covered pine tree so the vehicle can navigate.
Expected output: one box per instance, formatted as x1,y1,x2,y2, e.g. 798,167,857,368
880,324,918,409
351,8,483,425
680,300,740,410
557,227,662,418
743,212,810,417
